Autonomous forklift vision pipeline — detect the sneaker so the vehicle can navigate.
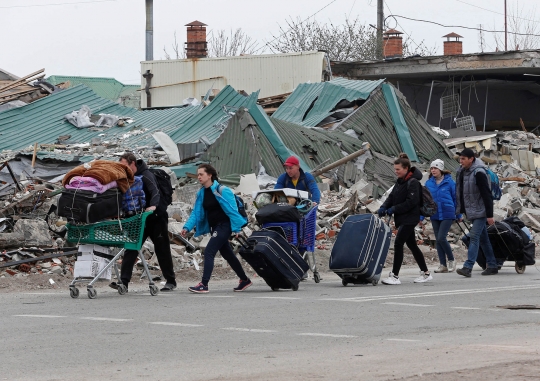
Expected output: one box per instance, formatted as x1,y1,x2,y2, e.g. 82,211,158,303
160,283,177,292
414,271,433,283
108,281,128,291
481,267,499,275
381,272,401,285
447,260,456,272
188,282,209,294
457,267,472,277
434,265,448,273
234,278,253,292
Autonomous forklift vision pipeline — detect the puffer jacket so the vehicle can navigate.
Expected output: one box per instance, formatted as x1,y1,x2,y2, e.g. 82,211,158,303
381,167,422,227
424,174,462,221
183,180,248,237
455,159,493,220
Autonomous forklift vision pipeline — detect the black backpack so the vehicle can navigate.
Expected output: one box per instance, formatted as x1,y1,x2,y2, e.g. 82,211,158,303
407,179,438,217
217,184,248,219
148,168,173,209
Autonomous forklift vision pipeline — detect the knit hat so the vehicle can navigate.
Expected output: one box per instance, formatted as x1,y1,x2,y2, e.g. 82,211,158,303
283,156,300,167
430,159,445,171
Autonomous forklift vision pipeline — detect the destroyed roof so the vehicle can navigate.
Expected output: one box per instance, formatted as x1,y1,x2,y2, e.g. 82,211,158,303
272,78,385,126
47,75,140,108
0,85,197,151
169,85,260,144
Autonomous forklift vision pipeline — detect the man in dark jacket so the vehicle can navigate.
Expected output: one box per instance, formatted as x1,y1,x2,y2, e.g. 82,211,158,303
455,148,498,277
275,156,321,204
114,153,177,291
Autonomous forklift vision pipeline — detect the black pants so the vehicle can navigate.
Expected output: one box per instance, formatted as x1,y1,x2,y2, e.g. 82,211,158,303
393,224,428,276
120,213,176,286
202,222,248,286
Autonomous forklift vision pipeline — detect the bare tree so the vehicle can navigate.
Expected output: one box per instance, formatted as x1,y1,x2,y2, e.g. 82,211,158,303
207,28,259,57
267,17,435,61
163,31,186,60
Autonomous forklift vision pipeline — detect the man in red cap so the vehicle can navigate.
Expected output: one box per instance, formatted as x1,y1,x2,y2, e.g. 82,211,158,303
275,156,321,204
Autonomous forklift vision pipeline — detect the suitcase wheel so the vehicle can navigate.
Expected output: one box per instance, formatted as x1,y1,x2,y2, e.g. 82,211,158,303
313,272,321,283
271,287,279,291
341,279,349,287
515,263,526,274
291,284,299,291
372,280,378,286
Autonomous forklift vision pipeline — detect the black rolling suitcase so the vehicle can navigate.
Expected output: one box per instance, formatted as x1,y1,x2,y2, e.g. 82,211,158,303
329,214,391,286
239,229,309,291
58,188,123,223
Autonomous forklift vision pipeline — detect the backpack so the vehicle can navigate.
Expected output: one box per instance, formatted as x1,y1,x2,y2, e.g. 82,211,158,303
408,179,438,217
474,167,502,201
148,168,173,208
122,176,146,214
217,184,248,219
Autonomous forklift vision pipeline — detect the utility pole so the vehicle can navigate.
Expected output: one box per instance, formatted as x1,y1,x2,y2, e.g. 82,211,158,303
504,0,507,51
377,0,384,59
145,0,154,61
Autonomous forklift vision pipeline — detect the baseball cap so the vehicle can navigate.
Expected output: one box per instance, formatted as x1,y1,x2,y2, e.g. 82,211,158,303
283,156,300,167
457,148,476,158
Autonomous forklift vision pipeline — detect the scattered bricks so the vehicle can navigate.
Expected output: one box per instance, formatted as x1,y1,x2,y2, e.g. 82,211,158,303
5,269,17,276
18,263,31,273
50,266,63,275
316,232,326,240
327,230,337,238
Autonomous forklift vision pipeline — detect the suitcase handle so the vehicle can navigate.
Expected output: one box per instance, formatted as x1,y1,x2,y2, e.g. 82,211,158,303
456,221,471,235
235,234,254,250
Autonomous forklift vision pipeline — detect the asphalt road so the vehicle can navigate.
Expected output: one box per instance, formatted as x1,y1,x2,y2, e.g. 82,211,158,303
2,264,540,381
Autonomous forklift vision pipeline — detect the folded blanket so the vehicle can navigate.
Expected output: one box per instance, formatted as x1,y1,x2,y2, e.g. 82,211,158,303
65,176,118,194
62,160,134,193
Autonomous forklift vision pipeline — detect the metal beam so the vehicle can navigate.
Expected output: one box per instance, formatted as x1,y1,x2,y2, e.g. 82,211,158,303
377,0,384,60
425,80,434,120
145,0,153,61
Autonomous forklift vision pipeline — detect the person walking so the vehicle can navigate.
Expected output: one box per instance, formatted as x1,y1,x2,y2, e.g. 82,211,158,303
181,164,252,294
275,156,321,204
115,153,177,292
455,148,498,277
424,159,461,273
378,153,433,285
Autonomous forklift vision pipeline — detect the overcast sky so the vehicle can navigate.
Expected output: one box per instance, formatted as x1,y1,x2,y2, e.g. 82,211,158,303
1,0,538,84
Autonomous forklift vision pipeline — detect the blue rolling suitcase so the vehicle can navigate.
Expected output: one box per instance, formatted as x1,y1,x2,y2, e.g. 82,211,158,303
239,229,309,291
329,214,391,286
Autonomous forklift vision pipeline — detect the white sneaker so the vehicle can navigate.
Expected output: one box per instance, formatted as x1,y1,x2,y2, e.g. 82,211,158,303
381,272,401,285
414,271,433,283
434,265,448,273
448,261,456,272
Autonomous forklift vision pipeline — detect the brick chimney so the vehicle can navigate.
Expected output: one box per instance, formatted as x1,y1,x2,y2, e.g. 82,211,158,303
185,20,208,58
443,32,463,55
383,29,403,58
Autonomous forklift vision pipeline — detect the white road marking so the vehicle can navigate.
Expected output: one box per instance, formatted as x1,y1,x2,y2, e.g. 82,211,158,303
386,339,420,342
527,311,540,314
80,317,133,322
222,327,277,333
252,297,300,300
23,293,61,295
451,307,482,310
321,284,540,303
383,302,433,307
189,295,235,298
298,333,357,338
149,322,204,327
14,314,66,318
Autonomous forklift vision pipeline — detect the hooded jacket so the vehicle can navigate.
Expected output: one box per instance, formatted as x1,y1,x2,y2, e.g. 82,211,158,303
275,168,321,203
424,173,462,221
183,180,248,237
455,159,493,220
381,167,422,227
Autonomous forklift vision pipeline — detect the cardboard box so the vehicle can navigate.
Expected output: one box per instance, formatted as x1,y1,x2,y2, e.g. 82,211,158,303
74,244,112,280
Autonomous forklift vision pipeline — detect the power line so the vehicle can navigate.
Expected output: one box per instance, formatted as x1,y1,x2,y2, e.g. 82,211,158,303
386,14,540,38
384,2,425,52
0,0,117,8
258,0,340,53
455,0,540,25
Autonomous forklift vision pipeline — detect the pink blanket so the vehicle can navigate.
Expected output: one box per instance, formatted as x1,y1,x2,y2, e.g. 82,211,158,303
65,176,118,194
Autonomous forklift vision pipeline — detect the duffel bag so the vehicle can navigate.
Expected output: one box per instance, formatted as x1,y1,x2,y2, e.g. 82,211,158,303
255,203,302,225
58,188,122,223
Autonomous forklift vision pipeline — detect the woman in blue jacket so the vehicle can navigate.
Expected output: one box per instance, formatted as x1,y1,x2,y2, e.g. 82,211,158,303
181,164,252,293
424,159,461,273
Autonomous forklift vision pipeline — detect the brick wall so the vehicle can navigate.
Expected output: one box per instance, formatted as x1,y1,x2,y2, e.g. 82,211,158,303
444,41,462,55
384,36,403,58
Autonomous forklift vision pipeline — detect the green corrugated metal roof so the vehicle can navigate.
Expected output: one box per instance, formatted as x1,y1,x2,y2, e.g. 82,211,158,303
47,75,138,100
273,78,385,127
169,85,259,144
0,85,198,152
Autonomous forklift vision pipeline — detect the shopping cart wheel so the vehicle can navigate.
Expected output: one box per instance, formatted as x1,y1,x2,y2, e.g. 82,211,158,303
515,263,526,274
117,284,128,295
291,284,299,291
87,288,97,299
69,287,79,299
313,272,321,283
342,279,349,287
271,287,279,291
149,285,159,296
372,280,378,286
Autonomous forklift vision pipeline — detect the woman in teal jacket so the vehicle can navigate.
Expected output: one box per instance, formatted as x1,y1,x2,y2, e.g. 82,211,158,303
424,159,461,273
181,164,251,293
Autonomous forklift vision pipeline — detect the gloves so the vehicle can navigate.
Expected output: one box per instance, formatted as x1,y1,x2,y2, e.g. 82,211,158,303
377,208,387,218
386,208,394,217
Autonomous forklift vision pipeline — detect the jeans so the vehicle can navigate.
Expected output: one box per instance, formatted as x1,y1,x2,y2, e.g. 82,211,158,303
202,222,248,285
121,213,176,286
393,224,429,276
463,218,497,270
431,219,455,266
